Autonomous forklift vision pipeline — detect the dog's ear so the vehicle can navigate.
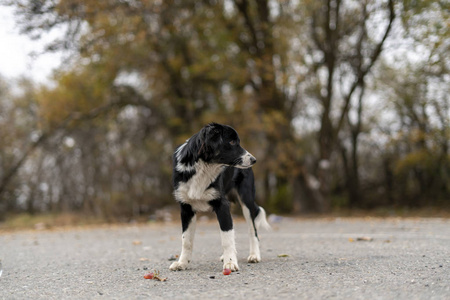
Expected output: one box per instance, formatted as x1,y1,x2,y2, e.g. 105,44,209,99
198,124,222,160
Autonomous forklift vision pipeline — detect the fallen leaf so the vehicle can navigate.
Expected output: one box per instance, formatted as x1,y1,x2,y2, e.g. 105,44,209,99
277,254,290,257
348,238,355,242
356,237,373,242
133,240,142,245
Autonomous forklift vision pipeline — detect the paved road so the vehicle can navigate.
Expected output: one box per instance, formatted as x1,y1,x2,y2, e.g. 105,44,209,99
1,217,449,299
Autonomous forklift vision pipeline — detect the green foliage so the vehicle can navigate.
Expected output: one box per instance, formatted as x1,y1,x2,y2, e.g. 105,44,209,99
331,195,349,210
266,183,293,214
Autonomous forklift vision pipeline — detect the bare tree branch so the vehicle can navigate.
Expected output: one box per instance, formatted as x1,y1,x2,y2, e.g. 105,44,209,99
334,0,395,137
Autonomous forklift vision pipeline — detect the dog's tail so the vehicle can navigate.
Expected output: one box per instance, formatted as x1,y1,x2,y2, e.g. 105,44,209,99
255,206,272,232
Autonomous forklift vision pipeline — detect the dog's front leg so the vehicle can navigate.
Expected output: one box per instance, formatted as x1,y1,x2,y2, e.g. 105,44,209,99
210,199,239,272
170,203,196,271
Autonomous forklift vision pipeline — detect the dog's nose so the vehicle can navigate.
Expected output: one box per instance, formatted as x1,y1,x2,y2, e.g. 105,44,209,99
250,156,257,165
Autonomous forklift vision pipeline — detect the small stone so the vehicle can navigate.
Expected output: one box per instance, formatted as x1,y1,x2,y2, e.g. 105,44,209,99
168,255,179,261
209,275,215,279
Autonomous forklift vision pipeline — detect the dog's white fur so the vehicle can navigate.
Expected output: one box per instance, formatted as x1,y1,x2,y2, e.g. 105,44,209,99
220,229,239,271
174,160,225,212
169,215,197,271
174,142,196,173
240,198,271,262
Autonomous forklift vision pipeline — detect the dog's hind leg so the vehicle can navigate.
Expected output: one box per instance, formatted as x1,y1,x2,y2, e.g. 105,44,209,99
170,203,196,271
239,197,262,263
237,171,271,263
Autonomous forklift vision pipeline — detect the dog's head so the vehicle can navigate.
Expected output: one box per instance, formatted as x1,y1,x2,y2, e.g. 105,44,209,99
197,123,256,169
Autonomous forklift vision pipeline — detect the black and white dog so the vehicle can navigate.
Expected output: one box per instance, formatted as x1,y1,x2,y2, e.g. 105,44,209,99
169,123,270,272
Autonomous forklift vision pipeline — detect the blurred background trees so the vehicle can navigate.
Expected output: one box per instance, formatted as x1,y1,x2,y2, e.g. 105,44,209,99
0,0,448,221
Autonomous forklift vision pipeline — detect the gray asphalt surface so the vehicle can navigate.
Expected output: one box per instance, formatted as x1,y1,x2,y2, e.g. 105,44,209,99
1,217,449,299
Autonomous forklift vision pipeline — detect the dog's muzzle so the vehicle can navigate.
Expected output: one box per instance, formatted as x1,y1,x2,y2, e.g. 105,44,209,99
236,151,256,169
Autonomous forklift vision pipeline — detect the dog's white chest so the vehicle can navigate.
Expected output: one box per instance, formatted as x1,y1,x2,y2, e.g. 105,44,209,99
174,161,224,212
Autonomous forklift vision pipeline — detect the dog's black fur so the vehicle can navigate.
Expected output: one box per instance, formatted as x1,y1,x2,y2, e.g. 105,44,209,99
169,123,270,271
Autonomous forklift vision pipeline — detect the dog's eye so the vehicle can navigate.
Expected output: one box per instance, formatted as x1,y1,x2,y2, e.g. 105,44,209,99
229,141,236,146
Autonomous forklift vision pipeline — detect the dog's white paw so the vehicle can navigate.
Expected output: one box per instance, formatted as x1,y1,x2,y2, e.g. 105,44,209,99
223,260,239,271
169,261,189,271
247,254,261,263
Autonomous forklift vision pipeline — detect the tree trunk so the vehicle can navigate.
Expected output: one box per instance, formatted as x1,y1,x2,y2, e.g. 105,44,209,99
294,166,328,213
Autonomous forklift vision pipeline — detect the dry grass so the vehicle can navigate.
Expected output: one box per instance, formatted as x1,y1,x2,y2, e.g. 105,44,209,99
1,207,449,233
0,213,110,233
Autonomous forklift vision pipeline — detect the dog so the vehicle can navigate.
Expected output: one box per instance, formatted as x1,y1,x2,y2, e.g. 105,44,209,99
169,123,270,272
